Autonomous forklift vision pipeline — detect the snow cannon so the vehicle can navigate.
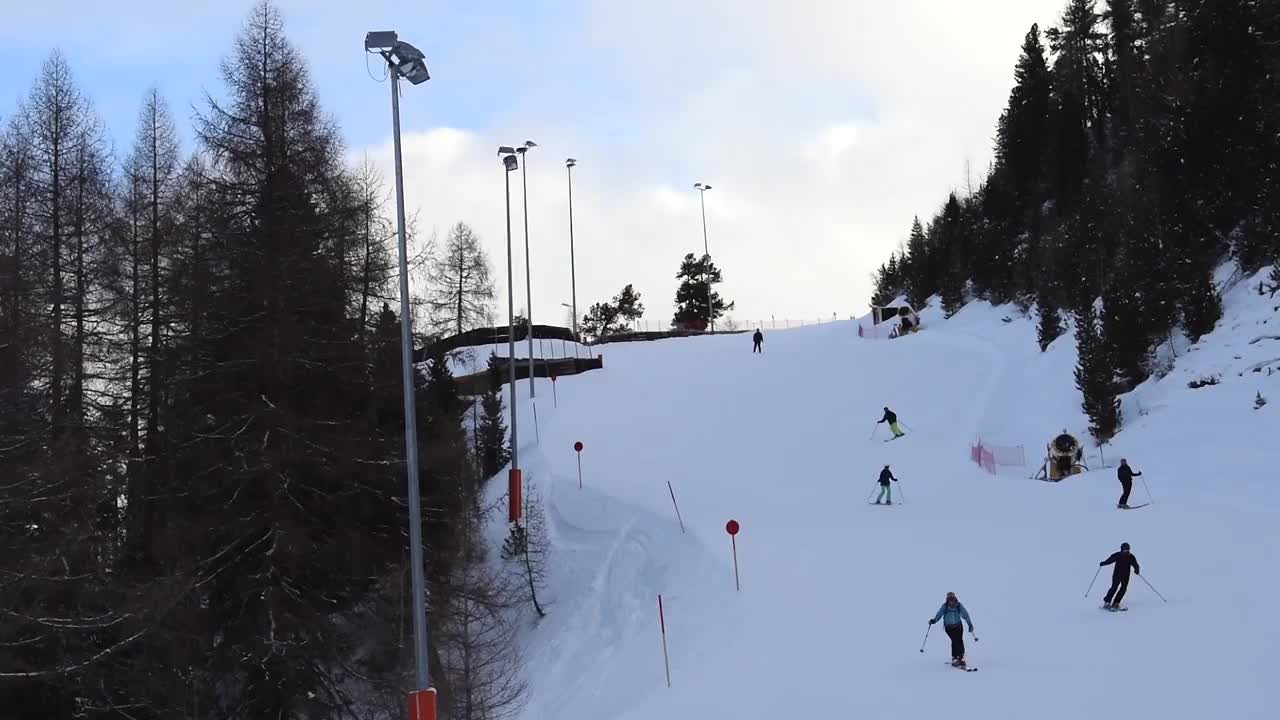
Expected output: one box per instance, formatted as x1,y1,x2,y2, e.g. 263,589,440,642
1038,431,1086,481
871,304,921,338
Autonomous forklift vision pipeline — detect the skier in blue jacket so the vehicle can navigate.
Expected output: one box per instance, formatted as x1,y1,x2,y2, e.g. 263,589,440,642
928,592,975,667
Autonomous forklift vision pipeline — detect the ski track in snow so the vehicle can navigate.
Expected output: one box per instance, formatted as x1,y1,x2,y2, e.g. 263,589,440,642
486,266,1277,720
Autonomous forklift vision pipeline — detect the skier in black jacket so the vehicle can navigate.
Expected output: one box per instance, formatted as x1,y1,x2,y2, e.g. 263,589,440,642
1099,542,1141,610
877,407,905,438
874,465,897,505
1117,459,1142,508
752,329,763,353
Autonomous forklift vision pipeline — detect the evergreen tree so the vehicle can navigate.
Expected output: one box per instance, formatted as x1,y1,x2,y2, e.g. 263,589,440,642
581,283,645,340
903,217,932,309
671,253,733,328
1036,283,1064,351
1074,301,1121,441
476,351,511,479
939,194,967,317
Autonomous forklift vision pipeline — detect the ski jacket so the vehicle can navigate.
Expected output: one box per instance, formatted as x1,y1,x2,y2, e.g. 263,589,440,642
1100,551,1140,578
1118,464,1141,482
879,409,897,424
753,331,763,343
878,468,896,485
933,602,973,630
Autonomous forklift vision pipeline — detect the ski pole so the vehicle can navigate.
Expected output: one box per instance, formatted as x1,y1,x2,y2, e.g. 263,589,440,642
866,483,879,504
896,482,907,505
919,623,932,653
1085,566,1102,597
1136,573,1167,603
1140,474,1155,505
868,424,879,440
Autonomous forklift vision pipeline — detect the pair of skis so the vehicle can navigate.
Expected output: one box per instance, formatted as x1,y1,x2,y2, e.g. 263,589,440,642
946,661,978,672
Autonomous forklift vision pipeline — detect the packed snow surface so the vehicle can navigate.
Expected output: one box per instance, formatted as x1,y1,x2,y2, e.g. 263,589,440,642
494,268,1278,719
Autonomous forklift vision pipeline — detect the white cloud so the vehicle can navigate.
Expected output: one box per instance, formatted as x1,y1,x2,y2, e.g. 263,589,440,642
361,0,1068,329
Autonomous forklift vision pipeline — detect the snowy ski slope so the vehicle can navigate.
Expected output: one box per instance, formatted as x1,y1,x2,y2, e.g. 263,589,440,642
492,266,1278,720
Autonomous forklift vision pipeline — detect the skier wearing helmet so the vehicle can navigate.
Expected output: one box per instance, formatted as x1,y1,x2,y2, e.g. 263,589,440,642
928,592,975,667
1099,542,1141,610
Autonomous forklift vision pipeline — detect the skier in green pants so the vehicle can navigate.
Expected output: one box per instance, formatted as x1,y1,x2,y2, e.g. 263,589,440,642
878,407,905,438
875,465,897,505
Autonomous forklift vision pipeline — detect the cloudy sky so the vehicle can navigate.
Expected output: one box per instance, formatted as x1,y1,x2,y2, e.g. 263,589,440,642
1,0,1068,329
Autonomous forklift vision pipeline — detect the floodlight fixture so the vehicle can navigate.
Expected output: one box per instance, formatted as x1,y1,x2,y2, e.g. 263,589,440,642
566,158,577,168
365,30,398,50
503,154,519,172
498,146,517,156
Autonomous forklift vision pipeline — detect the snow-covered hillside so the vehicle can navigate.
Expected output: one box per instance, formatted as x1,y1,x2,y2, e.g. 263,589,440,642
491,265,1278,720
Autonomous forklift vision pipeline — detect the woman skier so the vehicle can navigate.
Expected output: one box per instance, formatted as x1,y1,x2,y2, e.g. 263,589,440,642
928,592,975,667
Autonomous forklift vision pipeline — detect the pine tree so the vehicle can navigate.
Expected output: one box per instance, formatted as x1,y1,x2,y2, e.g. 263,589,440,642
903,217,932,309
1074,302,1121,441
1036,283,1064,351
476,352,511,479
581,283,645,340
671,253,734,328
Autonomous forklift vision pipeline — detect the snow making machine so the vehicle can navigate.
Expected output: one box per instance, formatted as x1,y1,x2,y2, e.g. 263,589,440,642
1035,430,1087,481
871,304,921,338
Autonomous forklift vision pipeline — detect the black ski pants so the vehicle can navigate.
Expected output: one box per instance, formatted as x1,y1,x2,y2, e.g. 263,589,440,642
1104,575,1130,604
1119,478,1133,506
944,623,965,659
752,340,762,353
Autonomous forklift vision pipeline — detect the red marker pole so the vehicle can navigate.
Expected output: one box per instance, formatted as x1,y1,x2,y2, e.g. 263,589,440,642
658,594,671,687
574,441,584,489
726,520,741,591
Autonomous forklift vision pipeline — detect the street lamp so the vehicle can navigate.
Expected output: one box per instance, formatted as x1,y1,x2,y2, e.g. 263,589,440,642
694,182,714,331
566,158,579,341
516,141,537,399
364,28,434,719
498,146,523,525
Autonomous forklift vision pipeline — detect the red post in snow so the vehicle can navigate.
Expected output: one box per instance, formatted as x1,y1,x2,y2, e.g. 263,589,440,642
408,689,437,720
574,441,584,489
726,520,741,591
508,468,522,523
658,594,671,687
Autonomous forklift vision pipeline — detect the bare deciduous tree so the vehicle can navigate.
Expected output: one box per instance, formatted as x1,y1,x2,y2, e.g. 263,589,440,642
426,221,495,336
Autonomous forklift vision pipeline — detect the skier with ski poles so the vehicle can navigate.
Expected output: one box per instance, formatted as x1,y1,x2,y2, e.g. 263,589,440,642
874,464,898,505
928,592,976,668
1117,459,1143,509
877,406,905,439
1099,542,1140,610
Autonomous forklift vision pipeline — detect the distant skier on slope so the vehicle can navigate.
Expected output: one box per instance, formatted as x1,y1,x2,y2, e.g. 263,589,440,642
928,592,975,667
877,407,905,438
1117,459,1143,508
1099,542,1141,610
874,464,897,505
752,329,763,353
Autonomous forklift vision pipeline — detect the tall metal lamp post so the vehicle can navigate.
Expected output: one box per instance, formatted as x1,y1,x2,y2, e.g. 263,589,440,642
694,182,714,331
566,158,579,341
498,146,523,527
516,141,538,398
364,29,435,720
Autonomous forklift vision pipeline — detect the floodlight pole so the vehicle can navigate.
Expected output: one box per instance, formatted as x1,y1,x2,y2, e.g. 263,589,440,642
503,155,520,473
696,183,714,331
567,160,579,341
388,57,431,697
519,145,536,399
